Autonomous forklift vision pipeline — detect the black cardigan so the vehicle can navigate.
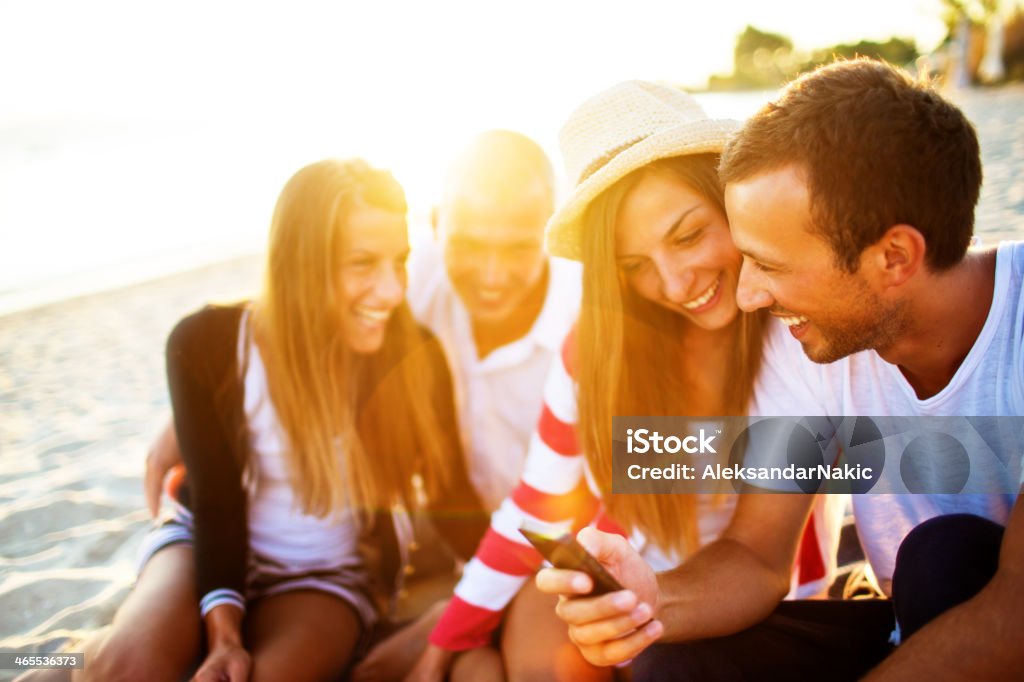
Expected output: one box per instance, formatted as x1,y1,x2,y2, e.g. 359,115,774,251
165,304,488,610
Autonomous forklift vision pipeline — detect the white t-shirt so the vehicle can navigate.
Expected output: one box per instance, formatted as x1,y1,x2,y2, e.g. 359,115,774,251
753,242,1024,595
747,326,849,597
408,242,582,510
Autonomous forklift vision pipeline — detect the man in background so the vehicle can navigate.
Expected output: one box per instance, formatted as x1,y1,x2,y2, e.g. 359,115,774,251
408,130,581,510
145,130,582,679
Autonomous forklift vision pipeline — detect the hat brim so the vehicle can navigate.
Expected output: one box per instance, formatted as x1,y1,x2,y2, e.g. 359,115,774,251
545,117,741,261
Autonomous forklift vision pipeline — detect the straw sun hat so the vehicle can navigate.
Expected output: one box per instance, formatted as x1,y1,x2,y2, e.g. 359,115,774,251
545,80,740,261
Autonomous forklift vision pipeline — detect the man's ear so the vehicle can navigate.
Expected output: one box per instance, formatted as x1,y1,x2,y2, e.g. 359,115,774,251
863,224,926,289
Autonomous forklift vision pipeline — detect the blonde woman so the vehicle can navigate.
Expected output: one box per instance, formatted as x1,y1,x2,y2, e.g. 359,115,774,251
408,82,844,681
64,159,486,682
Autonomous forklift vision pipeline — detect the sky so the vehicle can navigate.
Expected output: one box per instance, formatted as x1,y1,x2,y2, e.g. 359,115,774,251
0,0,956,199
1,0,951,121
0,0,964,309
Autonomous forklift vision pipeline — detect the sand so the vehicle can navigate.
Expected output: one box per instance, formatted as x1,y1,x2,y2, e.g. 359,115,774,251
0,255,261,679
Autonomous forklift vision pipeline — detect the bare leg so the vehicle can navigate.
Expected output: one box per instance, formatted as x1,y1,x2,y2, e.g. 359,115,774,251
501,579,612,682
350,599,448,681
75,544,201,682
451,646,505,682
15,622,117,682
245,590,362,682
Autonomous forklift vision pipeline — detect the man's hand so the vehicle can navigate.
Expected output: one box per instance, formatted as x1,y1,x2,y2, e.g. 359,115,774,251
535,528,662,667
145,420,182,518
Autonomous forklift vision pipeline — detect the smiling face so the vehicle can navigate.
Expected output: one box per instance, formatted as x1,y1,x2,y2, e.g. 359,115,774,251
440,192,549,324
726,164,906,363
437,130,554,329
614,169,741,331
337,201,410,354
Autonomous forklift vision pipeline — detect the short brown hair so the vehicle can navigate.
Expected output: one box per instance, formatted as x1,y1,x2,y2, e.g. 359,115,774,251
719,58,982,272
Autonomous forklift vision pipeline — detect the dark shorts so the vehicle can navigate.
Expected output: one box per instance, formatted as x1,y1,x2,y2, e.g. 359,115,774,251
136,504,380,647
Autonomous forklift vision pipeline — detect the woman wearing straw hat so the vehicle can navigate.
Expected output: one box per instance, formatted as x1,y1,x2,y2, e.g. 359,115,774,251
406,82,844,681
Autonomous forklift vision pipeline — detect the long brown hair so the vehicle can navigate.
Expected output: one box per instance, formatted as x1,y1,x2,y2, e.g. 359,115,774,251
254,159,452,517
577,153,766,555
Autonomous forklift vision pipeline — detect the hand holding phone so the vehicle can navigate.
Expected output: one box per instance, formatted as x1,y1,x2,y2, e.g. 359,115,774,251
519,525,625,595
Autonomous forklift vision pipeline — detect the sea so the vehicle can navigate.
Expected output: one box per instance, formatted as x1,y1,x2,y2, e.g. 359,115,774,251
1,88,1021,317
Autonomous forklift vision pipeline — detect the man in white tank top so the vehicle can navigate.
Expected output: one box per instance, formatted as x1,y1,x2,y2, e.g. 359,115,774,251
538,60,1022,681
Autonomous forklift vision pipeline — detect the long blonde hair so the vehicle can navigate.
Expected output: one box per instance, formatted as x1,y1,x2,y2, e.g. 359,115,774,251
254,159,453,517
577,154,766,556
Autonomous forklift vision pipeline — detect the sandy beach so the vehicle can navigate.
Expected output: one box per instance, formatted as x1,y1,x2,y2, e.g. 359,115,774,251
1,84,1023,680
0,256,261,679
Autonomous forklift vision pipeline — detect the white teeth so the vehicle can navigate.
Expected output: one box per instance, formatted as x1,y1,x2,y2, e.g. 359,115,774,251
779,315,809,327
479,289,502,303
682,278,719,310
354,306,389,322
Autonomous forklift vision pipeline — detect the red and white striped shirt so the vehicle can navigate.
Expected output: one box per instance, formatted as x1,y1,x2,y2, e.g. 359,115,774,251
430,324,844,651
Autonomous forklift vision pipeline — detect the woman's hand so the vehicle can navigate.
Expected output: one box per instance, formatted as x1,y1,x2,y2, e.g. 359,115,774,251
145,420,182,518
192,604,249,681
534,527,662,667
192,640,251,682
403,643,455,682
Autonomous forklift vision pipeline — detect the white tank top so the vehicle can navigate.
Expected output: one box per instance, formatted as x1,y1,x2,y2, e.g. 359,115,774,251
238,312,362,571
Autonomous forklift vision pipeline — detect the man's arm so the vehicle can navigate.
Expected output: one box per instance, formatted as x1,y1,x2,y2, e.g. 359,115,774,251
656,492,814,639
144,419,181,518
864,490,1024,681
536,492,814,666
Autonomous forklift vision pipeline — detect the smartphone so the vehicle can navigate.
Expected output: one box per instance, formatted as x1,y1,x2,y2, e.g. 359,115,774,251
519,526,625,596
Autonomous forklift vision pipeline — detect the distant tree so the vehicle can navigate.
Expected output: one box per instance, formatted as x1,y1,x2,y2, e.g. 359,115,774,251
1005,8,1024,80
809,37,919,68
941,0,1000,26
734,25,793,63
732,25,797,87
940,0,1001,83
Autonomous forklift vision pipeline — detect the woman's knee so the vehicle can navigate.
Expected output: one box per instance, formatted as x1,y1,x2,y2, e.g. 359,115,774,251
82,629,195,682
83,546,201,682
247,591,363,682
502,581,611,682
